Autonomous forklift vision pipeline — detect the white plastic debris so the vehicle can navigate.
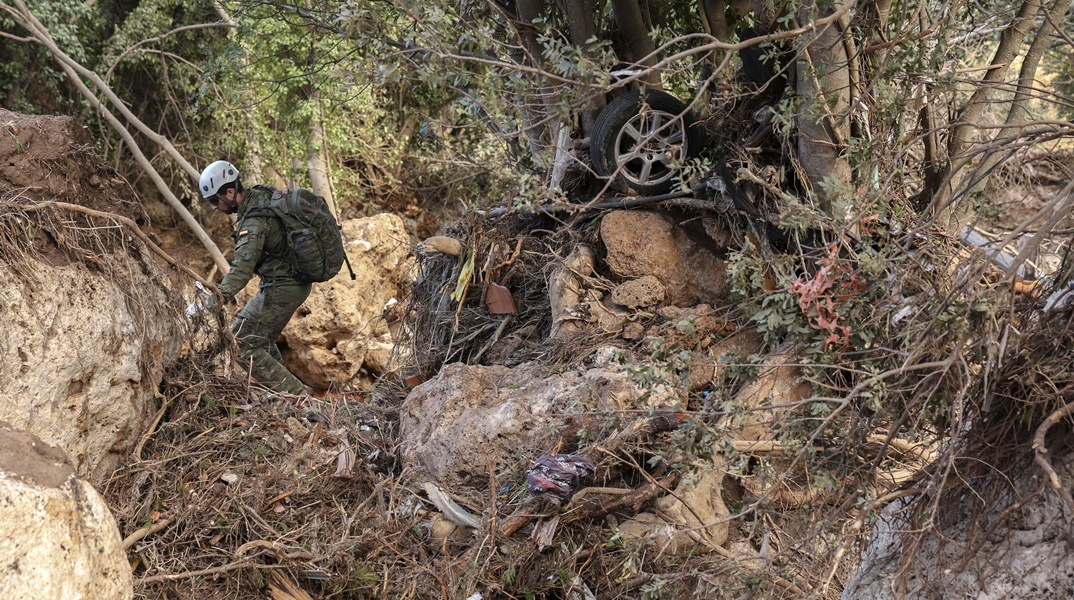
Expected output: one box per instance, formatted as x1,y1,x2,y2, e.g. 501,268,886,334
423,482,482,530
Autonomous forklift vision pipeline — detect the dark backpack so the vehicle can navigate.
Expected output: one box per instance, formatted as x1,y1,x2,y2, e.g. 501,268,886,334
255,189,347,282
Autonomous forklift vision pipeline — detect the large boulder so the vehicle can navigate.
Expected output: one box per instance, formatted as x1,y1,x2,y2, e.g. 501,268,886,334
399,356,682,489
0,422,133,599
600,210,729,307
279,213,414,389
0,262,180,483
0,109,183,484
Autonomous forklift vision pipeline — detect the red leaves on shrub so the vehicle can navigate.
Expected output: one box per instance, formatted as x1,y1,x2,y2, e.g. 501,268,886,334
791,244,867,350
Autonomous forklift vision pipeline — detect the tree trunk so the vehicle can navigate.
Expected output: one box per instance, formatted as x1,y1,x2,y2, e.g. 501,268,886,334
947,0,1043,160
927,0,1051,232
514,0,573,191
244,121,264,183
611,0,661,88
512,0,552,161
752,0,777,33
306,91,335,213
795,0,852,218
564,0,603,138
699,0,732,43
971,0,1072,186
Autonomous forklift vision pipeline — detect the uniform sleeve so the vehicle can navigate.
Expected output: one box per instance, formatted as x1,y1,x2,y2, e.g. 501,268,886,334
217,216,270,303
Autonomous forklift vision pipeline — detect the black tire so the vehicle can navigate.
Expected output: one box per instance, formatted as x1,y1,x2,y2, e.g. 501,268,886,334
590,90,702,195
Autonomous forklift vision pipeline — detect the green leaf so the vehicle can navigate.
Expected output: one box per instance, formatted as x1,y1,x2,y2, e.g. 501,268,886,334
450,245,476,303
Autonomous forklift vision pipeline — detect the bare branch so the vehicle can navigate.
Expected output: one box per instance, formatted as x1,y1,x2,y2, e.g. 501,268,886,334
4,0,229,272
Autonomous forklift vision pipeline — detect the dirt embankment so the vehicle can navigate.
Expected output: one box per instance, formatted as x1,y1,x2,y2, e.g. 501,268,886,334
1,109,185,483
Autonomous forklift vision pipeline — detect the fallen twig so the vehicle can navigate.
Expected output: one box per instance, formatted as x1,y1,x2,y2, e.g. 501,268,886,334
562,472,679,523
138,560,264,584
597,574,653,600
234,539,314,561
594,411,691,457
498,498,544,537
133,388,172,461
121,516,174,551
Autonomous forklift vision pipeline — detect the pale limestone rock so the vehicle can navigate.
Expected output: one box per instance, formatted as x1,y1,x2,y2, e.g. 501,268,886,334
0,260,181,484
548,245,596,340
279,214,414,389
399,360,682,488
600,210,729,306
584,293,630,335
622,321,647,340
610,275,666,308
844,454,1074,600
0,422,132,599
686,328,765,391
620,466,730,554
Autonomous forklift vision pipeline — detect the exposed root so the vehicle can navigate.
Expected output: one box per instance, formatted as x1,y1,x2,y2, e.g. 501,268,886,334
1032,399,1074,519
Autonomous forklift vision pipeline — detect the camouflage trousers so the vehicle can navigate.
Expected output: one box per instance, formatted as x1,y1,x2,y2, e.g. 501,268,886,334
232,280,312,394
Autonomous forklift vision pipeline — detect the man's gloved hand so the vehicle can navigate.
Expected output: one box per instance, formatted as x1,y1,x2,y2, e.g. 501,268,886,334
185,281,218,317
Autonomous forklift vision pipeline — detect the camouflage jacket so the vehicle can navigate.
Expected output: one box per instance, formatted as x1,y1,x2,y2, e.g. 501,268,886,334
217,185,303,303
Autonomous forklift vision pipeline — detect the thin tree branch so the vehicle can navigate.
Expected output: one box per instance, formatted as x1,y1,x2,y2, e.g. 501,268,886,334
5,0,229,272
11,0,202,183
105,22,233,81
122,516,175,550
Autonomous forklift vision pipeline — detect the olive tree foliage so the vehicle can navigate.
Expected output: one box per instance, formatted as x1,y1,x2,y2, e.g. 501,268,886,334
0,0,97,114
2,0,1071,237
196,0,531,214
332,0,1073,220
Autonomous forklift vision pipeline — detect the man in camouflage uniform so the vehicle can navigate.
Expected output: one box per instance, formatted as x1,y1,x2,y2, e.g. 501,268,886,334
199,160,310,395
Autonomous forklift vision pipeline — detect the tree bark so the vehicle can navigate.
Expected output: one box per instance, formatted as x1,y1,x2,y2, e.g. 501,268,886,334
564,0,603,138
795,0,852,217
515,0,546,72
973,0,1073,180
512,0,553,162
947,0,1043,160
306,90,336,213
611,0,661,87
752,0,777,34
927,0,1054,231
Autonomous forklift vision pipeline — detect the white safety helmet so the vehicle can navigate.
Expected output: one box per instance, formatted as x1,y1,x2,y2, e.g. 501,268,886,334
198,160,239,199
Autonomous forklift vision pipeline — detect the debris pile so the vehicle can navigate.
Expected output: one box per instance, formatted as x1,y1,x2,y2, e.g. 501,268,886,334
5,106,1074,599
